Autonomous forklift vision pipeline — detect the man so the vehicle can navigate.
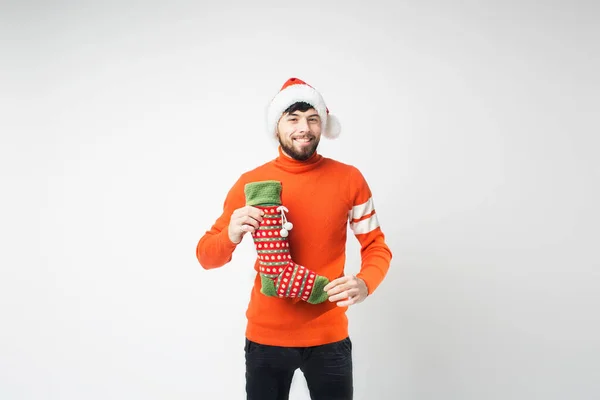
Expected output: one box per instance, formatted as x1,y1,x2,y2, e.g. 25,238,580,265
196,77,392,399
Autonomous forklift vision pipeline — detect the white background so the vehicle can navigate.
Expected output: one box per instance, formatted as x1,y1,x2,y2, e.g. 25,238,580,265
1,1,599,399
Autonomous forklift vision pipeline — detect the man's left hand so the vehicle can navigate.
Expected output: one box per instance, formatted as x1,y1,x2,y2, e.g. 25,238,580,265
324,275,368,307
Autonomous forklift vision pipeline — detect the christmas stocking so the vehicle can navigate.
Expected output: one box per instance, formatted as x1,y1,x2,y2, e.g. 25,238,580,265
244,180,329,304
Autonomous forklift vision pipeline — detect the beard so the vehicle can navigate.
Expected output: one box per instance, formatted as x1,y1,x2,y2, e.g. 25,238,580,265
279,135,320,161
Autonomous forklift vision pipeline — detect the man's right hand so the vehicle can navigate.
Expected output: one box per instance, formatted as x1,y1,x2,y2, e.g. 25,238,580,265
228,206,264,244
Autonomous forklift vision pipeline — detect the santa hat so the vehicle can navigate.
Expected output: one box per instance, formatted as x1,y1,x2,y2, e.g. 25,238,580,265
266,77,341,140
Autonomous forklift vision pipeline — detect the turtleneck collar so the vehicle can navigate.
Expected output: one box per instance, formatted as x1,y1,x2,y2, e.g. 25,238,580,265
273,145,324,173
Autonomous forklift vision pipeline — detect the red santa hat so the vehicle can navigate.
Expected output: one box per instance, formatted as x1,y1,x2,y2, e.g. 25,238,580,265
267,77,341,140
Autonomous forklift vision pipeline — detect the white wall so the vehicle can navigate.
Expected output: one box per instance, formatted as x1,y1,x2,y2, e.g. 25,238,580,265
1,1,598,399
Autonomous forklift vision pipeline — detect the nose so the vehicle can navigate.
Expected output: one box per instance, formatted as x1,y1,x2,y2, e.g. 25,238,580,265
297,118,310,133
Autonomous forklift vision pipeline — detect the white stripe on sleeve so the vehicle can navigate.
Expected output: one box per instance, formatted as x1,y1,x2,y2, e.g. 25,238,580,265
349,197,375,221
350,214,380,235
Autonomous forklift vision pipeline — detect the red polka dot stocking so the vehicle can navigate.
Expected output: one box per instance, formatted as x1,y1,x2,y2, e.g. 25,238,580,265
244,181,329,304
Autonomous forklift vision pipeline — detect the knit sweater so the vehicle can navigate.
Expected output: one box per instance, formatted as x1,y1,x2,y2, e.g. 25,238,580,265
196,146,392,347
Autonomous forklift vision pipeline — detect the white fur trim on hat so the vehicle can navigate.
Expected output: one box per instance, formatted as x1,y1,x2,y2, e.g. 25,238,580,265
267,82,341,140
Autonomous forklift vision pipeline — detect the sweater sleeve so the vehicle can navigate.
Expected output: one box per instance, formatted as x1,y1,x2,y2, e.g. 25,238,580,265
348,167,393,295
196,175,246,269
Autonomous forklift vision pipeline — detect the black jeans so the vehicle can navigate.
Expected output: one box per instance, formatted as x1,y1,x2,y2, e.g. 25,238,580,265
245,337,353,400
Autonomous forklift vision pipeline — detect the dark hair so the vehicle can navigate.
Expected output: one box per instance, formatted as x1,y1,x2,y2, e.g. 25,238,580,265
283,101,314,114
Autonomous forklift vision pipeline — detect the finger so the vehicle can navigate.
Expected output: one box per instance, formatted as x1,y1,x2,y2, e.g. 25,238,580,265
233,207,264,223
238,216,260,230
246,214,263,225
328,290,350,302
328,288,359,302
231,207,249,217
326,282,355,296
323,276,351,292
336,295,359,307
238,206,264,220
239,224,255,234
328,290,348,302
247,206,265,219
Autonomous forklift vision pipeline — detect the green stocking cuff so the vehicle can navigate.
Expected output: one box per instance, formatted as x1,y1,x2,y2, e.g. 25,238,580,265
260,275,278,297
307,276,330,304
245,180,282,206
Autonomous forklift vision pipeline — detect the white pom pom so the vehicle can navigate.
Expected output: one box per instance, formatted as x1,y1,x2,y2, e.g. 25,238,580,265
283,222,293,230
324,114,341,139
280,229,289,237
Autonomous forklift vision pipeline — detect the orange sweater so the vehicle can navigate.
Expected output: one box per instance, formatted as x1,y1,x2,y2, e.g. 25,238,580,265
196,146,392,347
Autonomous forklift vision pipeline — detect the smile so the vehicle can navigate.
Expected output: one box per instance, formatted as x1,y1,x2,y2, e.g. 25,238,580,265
293,137,313,143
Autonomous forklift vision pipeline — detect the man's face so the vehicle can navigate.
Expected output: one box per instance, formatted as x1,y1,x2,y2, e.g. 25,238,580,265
276,108,322,161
